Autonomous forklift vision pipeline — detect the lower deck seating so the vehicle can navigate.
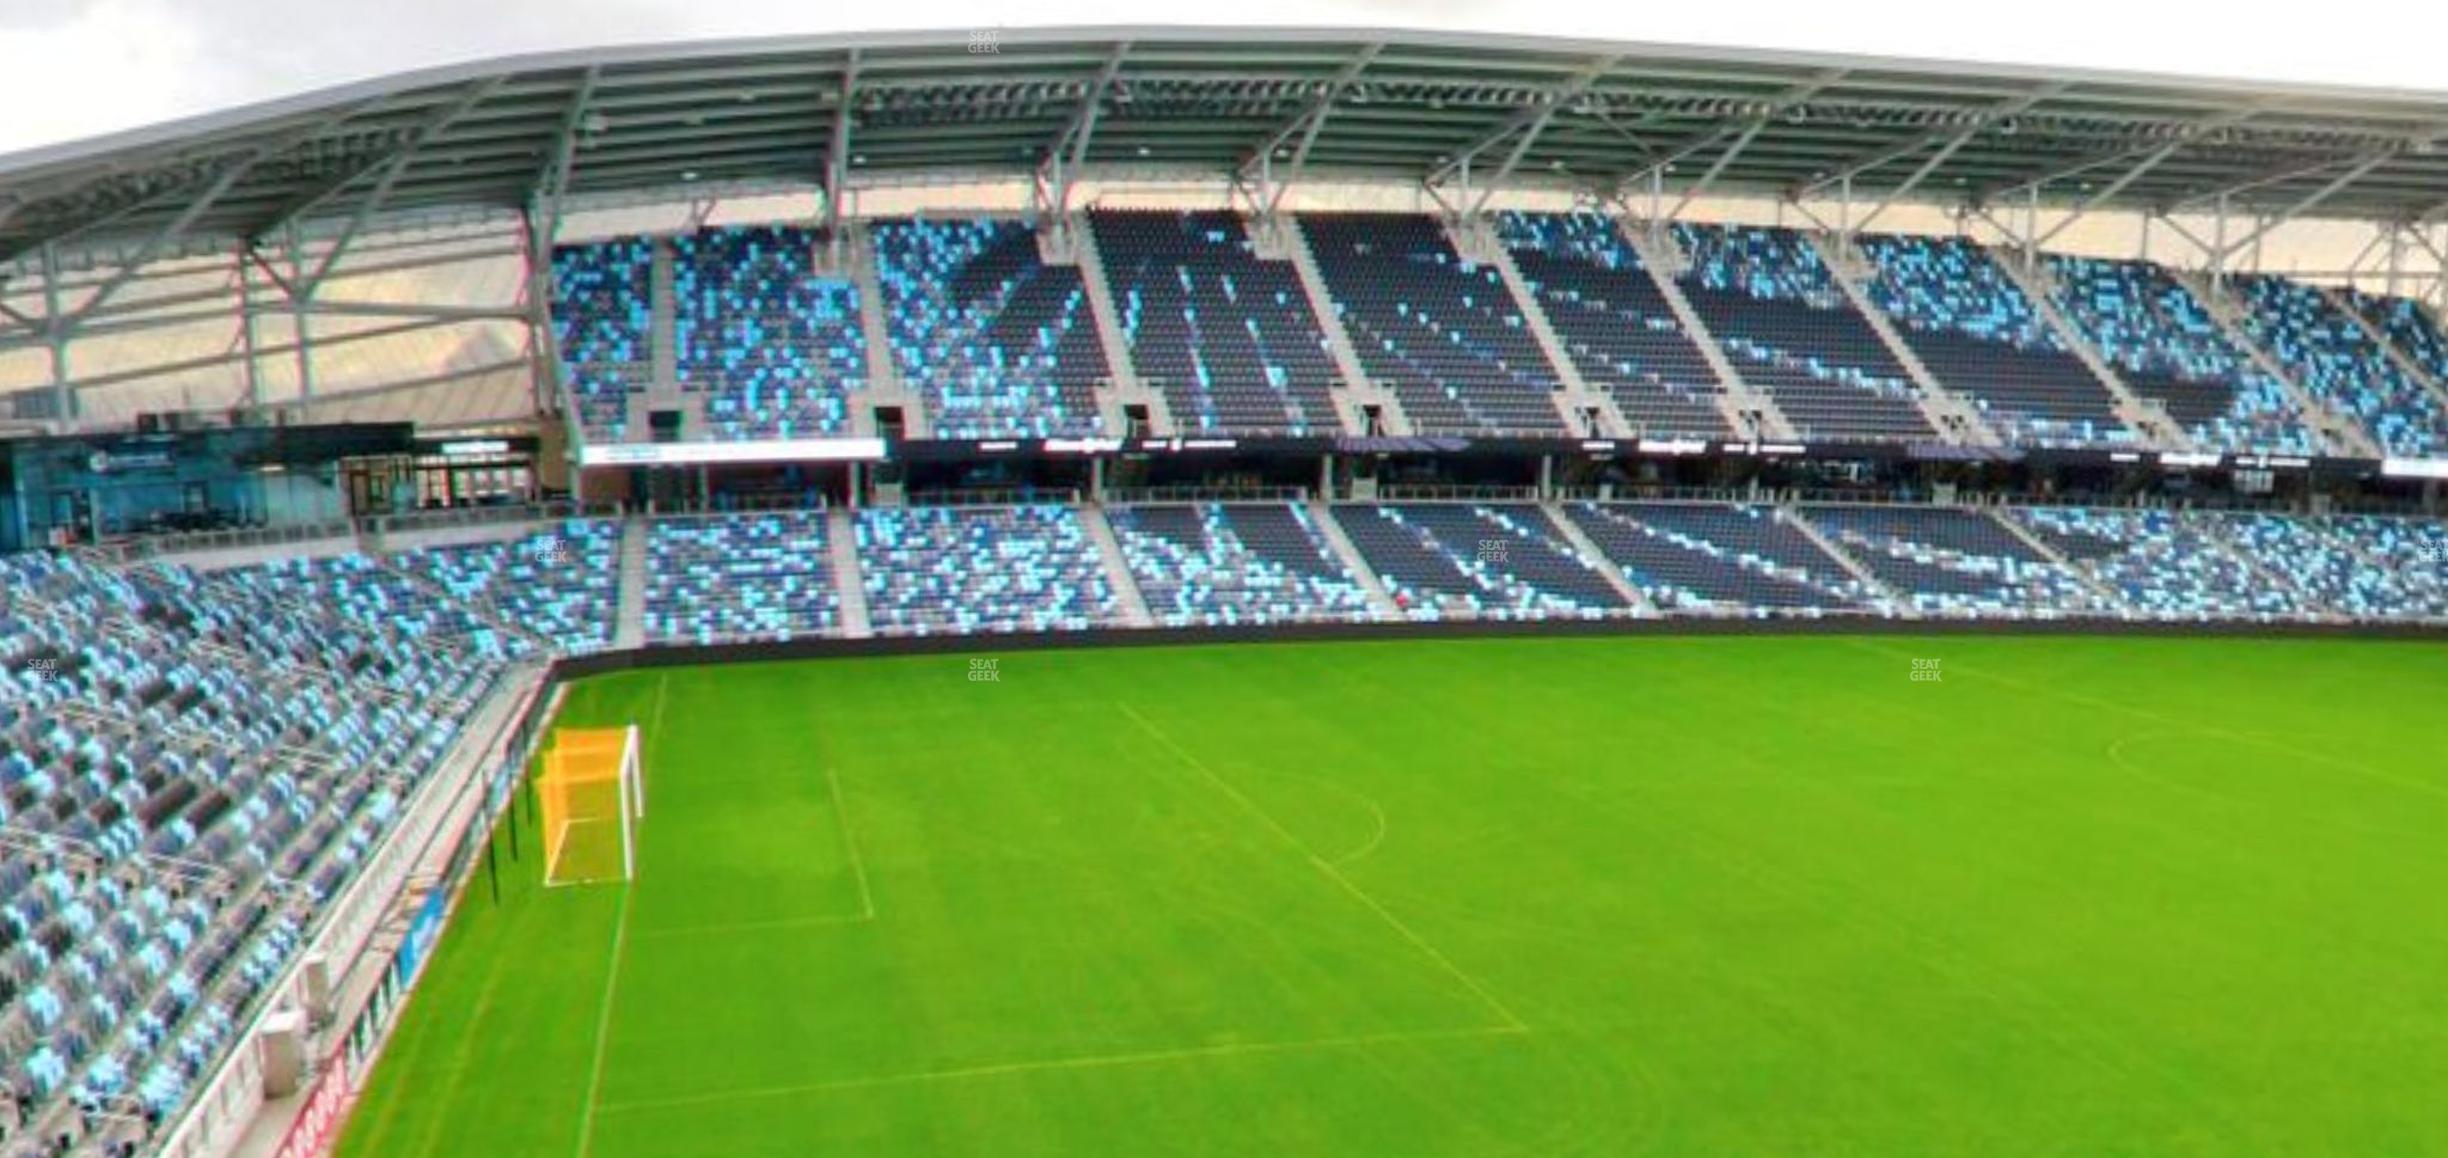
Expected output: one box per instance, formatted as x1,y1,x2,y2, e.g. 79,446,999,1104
1564,503,1875,614
389,521,621,653
1,550,501,1157
2004,507,2303,620
644,513,840,643
1107,505,1375,626
1330,504,1627,620
857,507,1118,635
2206,513,2448,620
1799,505,2118,617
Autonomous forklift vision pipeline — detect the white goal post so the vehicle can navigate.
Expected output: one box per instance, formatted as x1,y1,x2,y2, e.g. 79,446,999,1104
540,724,645,887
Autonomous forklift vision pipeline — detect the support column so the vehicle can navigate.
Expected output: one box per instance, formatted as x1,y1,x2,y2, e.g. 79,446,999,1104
286,223,317,403
2210,195,2230,291
235,244,263,408
39,245,73,423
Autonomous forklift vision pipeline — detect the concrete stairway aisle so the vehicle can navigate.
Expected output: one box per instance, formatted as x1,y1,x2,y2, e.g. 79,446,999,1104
2190,511,2336,619
1617,219,1798,441
1779,504,1909,615
2185,271,2382,459
1278,215,1413,435
637,239,683,437
1817,239,2000,447
613,515,648,649
1983,245,2188,450
1453,217,1630,438
1308,500,1401,619
1541,500,1658,616
846,223,928,438
1079,505,1155,628
1068,214,1175,436
825,507,873,639
1983,505,2127,609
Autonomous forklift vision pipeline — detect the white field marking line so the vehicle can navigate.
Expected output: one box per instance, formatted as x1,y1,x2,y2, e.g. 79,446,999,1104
1328,786,1389,868
573,674,666,1157
1846,638,2448,806
573,883,635,1158
633,767,876,938
593,1022,1528,1116
827,766,877,920
543,817,612,891
1116,701,1529,1033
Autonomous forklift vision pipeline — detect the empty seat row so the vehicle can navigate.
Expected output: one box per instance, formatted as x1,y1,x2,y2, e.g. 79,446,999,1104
1672,223,1936,442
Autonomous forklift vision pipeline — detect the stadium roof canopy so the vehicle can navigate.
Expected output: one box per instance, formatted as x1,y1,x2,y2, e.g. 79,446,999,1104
5,24,2448,269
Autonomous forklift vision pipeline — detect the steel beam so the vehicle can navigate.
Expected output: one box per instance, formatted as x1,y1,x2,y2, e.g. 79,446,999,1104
1422,56,1617,189
1618,71,1844,200
1036,43,1130,228
1794,86,2062,200
2212,152,2396,260
1981,106,2260,203
533,66,604,245
2028,136,2197,249
824,52,860,245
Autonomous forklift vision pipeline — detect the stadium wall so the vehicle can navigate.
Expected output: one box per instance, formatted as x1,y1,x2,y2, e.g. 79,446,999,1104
552,614,2448,686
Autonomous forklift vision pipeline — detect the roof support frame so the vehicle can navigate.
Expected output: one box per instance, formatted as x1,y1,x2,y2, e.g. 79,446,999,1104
533,66,604,250
57,155,262,335
1420,55,1618,200
823,52,861,248
294,78,508,291
1035,42,1130,237
1618,71,1845,215
1980,105,2261,204
1241,43,1381,217
2210,150,2396,262
1794,85,2063,200
2027,134,2199,250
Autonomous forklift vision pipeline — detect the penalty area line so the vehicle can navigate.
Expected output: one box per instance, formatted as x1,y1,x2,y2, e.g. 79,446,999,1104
593,1022,1528,1116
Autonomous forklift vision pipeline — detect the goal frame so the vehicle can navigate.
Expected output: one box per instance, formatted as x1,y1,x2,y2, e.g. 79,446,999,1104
540,724,645,887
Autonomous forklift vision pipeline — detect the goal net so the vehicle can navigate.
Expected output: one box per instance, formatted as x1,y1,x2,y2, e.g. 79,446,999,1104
539,724,644,887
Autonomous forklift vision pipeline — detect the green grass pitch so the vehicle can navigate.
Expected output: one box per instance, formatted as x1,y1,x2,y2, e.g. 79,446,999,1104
337,635,2448,1156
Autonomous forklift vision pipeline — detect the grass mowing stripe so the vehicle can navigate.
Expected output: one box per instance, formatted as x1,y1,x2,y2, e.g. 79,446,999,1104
1117,700,1530,1034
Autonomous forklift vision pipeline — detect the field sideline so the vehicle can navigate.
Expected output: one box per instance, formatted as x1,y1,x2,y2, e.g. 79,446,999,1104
336,635,2448,1156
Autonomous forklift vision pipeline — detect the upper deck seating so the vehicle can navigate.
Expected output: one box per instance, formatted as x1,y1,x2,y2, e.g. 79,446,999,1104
1497,212,1732,438
2043,256,2317,454
1299,214,1566,436
871,218,1111,439
1091,211,1343,435
1671,223,1935,442
1857,234,2131,448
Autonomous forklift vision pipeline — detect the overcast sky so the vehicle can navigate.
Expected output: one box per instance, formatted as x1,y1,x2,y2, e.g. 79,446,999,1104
2,0,2440,155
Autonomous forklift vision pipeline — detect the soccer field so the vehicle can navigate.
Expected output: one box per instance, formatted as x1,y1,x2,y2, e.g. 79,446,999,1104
337,635,2448,1156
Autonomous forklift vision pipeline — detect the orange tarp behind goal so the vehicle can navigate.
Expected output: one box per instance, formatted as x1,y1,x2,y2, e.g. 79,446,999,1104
539,727,635,885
